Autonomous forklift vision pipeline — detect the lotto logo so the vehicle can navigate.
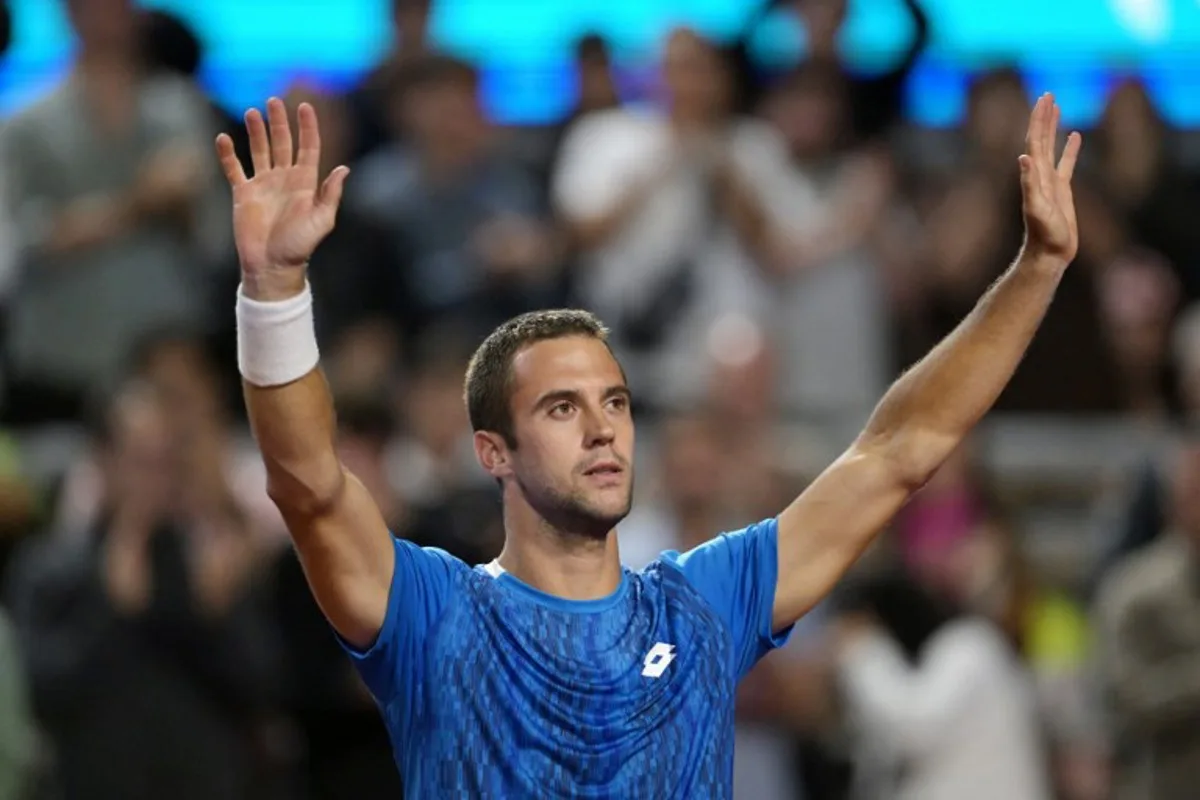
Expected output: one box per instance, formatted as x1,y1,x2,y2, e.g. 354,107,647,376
641,642,676,678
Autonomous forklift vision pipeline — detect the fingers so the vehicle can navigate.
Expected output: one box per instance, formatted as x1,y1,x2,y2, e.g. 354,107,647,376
266,97,293,168
1044,100,1059,165
296,103,321,170
214,133,246,187
1025,95,1045,163
245,108,270,177
1057,131,1082,182
318,165,349,211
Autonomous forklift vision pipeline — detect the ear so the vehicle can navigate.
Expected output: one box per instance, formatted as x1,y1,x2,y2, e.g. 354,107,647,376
473,430,513,479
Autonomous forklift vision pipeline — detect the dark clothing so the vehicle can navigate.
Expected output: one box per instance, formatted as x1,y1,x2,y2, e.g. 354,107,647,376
5,521,273,800
271,547,404,800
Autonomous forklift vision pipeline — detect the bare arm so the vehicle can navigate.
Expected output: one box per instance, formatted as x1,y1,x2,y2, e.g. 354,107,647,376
217,98,391,649
772,94,1083,629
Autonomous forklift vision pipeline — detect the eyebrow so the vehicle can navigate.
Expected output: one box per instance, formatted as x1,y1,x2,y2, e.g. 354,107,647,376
532,385,632,411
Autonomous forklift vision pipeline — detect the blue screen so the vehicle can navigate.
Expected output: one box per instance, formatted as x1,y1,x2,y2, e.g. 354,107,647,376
3,0,1199,127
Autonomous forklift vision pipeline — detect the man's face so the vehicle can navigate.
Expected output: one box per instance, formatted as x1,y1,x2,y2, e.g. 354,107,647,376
499,337,635,537
67,0,135,53
661,30,729,123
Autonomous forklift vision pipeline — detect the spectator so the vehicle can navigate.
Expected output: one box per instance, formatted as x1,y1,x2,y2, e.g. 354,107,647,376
5,381,273,800
1089,79,1200,304
756,62,894,421
553,27,787,410
346,0,436,160
1095,434,1200,800
350,54,565,345
832,572,1053,800
388,333,503,566
0,0,227,425
787,0,929,145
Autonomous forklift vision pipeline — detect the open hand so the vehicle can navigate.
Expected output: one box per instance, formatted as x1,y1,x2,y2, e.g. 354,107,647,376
1019,93,1082,266
215,97,349,299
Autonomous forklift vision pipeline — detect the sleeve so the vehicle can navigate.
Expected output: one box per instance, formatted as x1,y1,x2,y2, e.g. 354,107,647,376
0,115,57,263
663,517,793,679
336,537,461,709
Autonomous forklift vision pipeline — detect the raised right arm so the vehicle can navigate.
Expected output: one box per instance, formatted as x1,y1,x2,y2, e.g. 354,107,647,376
218,98,392,649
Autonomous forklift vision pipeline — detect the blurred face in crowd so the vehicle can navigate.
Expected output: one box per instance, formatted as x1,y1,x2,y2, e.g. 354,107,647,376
794,0,847,52
659,414,725,515
1100,80,1162,168
662,28,730,125
577,38,618,113
66,0,136,54
762,68,845,160
138,337,223,437
966,73,1029,164
500,337,635,538
401,73,486,161
406,359,471,456
102,387,182,517
393,0,431,49
1097,252,1178,372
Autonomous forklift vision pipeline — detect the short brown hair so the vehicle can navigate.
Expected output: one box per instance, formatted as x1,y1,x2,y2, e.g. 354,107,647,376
464,309,615,446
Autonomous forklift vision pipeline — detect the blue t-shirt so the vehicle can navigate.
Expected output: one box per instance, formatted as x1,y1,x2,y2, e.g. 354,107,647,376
340,517,792,798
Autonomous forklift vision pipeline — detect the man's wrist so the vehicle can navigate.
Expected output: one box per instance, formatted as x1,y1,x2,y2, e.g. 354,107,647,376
1015,243,1070,279
240,269,308,302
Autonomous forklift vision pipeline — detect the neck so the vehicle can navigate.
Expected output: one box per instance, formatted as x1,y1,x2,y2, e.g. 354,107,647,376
496,498,622,601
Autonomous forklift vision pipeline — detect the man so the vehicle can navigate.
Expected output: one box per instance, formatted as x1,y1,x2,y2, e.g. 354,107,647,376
1095,434,1200,799
216,93,1080,796
6,381,272,800
1,0,224,424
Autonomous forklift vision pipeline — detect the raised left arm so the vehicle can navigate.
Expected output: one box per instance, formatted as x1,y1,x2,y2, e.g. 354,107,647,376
771,94,1082,631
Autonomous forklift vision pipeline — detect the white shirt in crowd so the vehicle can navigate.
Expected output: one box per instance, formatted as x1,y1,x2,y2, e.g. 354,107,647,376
838,617,1052,800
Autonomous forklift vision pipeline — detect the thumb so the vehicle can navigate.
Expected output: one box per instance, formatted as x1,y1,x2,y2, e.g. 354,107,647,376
317,165,350,211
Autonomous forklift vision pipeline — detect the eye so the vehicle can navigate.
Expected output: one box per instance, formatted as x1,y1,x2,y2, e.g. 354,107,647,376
607,395,629,413
548,401,574,419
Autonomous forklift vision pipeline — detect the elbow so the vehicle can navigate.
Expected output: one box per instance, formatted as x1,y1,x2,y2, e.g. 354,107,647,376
855,427,959,493
265,457,347,519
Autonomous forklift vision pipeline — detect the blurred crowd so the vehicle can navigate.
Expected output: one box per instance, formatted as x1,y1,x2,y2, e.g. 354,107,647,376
0,0,1199,798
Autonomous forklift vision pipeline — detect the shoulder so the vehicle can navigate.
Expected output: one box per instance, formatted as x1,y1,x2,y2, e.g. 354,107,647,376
926,618,1014,664
2,83,70,140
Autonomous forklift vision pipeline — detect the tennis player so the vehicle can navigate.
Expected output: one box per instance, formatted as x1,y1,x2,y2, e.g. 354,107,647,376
217,92,1080,797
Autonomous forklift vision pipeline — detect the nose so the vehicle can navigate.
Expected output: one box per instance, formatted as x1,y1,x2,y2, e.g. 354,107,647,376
583,404,615,449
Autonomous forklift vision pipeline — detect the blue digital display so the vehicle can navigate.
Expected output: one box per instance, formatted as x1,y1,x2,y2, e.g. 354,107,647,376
2,0,1199,127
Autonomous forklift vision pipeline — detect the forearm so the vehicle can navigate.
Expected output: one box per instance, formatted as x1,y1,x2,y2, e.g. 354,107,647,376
860,247,1065,479
719,169,778,273
240,274,344,513
37,193,138,257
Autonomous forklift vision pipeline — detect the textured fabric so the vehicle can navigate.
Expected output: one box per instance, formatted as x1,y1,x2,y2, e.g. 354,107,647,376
340,518,790,798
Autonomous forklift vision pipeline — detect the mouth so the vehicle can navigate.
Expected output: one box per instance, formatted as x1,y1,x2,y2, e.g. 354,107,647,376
582,460,624,478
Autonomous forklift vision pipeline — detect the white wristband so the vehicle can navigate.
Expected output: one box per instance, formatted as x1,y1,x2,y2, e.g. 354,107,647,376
236,281,320,387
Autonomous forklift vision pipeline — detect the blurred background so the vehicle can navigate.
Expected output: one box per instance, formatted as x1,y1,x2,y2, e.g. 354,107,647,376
0,0,1199,798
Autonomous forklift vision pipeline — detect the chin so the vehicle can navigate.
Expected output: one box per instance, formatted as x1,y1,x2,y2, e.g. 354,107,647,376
568,495,632,537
